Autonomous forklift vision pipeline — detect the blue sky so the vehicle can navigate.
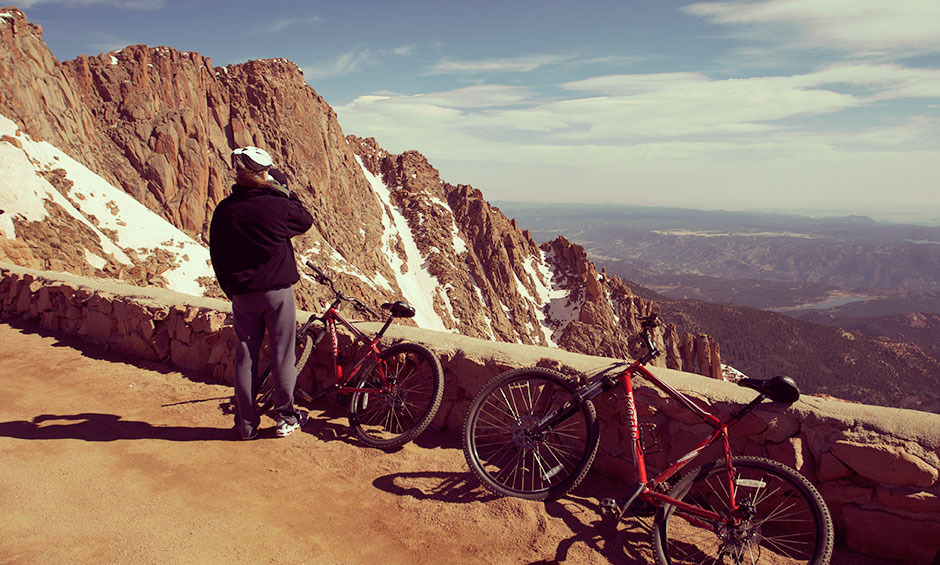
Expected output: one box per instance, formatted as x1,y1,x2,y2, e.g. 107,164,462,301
15,0,940,222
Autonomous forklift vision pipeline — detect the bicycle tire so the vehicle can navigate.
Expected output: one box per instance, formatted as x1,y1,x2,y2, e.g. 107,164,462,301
256,333,315,415
347,342,444,449
653,456,834,565
462,367,600,501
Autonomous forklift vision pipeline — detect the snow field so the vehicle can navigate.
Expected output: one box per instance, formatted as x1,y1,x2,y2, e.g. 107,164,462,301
0,113,213,296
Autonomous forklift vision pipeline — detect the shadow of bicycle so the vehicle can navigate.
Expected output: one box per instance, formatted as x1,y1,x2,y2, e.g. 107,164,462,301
0,412,237,442
533,495,655,564
373,468,654,562
372,470,499,504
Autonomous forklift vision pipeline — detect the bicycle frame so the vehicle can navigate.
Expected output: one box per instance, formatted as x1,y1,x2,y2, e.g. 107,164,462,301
299,296,397,398
536,328,768,523
613,360,734,523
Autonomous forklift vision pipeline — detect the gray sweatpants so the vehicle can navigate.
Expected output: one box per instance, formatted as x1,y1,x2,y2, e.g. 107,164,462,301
231,286,301,437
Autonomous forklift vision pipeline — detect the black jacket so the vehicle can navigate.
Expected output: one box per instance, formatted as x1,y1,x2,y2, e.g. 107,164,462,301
209,184,313,298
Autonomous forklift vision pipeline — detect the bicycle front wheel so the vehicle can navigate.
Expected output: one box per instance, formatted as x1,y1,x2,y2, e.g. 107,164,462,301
347,342,444,449
462,367,599,500
653,456,834,565
256,332,314,414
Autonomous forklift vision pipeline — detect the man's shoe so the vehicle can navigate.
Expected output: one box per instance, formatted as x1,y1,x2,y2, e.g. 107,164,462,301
275,410,309,438
236,427,259,441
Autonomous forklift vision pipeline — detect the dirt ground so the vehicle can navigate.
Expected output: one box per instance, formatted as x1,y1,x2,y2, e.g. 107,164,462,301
0,321,891,564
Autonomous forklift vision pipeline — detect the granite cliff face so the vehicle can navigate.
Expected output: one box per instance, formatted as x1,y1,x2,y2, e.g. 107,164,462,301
348,135,720,372
0,7,719,376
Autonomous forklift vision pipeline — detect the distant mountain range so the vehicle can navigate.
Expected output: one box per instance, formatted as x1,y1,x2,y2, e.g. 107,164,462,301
497,202,940,413
495,202,940,296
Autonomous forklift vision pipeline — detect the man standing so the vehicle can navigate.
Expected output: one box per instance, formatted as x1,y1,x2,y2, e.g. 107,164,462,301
209,146,313,440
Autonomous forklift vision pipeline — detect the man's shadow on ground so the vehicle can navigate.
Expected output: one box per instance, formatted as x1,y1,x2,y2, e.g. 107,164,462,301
2,320,248,440
0,411,385,444
0,413,238,442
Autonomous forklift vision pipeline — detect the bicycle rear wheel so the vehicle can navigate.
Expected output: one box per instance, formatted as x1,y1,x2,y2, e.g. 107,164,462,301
256,333,314,415
347,342,444,449
653,456,833,565
462,367,599,500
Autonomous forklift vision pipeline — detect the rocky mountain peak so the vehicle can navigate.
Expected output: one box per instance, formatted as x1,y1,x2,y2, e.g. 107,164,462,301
352,136,446,199
1,8,722,379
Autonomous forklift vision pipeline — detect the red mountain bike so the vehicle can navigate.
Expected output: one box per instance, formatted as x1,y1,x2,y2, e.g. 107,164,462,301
462,313,833,564
256,261,444,449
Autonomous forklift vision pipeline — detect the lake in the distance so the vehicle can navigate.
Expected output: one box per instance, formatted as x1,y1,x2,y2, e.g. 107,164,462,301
771,294,869,312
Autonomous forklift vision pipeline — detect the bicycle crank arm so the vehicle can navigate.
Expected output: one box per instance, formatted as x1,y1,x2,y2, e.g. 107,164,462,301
295,388,316,405
601,482,647,520
308,382,341,402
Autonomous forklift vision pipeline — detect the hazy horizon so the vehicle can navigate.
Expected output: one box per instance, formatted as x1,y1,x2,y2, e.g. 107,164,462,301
492,200,940,226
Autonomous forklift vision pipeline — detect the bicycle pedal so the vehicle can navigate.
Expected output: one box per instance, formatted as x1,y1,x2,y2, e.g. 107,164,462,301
599,498,621,515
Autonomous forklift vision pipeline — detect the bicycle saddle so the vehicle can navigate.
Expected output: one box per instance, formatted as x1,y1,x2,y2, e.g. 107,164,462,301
738,375,800,404
382,300,416,318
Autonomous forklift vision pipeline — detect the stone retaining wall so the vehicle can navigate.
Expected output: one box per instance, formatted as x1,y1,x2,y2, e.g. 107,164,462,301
2,263,939,563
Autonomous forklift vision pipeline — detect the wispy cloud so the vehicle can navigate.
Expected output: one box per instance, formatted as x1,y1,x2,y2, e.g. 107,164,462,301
428,54,573,75
17,0,164,8
410,85,534,109
684,0,940,59
806,64,940,101
302,47,377,79
302,44,416,79
251,15,322,36
337,60,940,166
391,45,416,57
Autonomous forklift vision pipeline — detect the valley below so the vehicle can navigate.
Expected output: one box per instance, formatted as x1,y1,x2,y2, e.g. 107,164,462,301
498,202,940,414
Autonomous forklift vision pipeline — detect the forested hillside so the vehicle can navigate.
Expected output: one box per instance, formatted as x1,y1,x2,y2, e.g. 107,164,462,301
655,298,940,413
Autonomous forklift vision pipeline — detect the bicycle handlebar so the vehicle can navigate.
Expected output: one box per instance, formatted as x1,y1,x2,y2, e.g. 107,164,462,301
304,260,381,319
348,297,380,318
306,260,328,282
636,312,659,329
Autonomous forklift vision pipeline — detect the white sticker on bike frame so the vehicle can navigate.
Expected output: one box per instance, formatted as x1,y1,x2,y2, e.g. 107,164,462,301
735,478,767,488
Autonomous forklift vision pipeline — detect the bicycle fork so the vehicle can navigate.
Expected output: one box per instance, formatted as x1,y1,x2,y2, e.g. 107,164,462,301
530,373,617,435
520,374,620,484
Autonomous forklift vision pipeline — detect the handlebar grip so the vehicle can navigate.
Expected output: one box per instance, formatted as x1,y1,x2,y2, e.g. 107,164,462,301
636,312,658,323
306,260,327,279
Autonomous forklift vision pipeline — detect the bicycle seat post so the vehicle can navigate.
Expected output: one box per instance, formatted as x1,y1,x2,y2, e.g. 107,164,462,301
374,315,394,341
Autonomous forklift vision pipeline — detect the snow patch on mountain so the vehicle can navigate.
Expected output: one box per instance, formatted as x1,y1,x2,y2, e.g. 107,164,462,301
0,114,213,296
521,250,576,346
539,249,582,335
355,156,452,332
